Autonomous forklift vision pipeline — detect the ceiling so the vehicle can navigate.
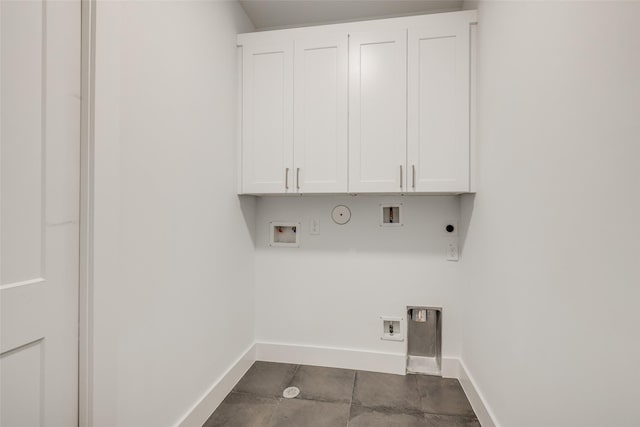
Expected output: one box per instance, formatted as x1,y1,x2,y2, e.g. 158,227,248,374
239,0,464,31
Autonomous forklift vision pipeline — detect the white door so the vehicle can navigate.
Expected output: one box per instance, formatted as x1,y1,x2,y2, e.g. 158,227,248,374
241,39,294,194
349,30,407,193
407,14,471,192
293,34,348,193
1,1,81,426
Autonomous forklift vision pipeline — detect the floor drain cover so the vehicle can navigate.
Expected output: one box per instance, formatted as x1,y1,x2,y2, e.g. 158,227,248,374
282,386,300,399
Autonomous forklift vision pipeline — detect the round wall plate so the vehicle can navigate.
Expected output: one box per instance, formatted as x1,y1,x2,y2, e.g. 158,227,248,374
332,205,351,225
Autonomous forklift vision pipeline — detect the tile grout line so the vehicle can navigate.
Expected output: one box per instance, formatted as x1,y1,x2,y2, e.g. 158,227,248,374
415,375,480,422
421,410,480,419
413,373,428,422
265,396,282,427
288,393,352,405
346,370,358,427
269,364,301,427
285,364,301,390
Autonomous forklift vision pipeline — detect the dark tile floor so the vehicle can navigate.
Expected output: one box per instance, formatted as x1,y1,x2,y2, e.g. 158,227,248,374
203,362,480,427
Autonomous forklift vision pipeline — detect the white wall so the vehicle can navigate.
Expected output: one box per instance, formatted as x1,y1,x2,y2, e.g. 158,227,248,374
460,1,640,426
92,2,255,426
255,196,463,361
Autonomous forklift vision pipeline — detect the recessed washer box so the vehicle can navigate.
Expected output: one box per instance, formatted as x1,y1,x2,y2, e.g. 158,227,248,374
380,203,403,227
269,222,300,248
381,316,404,342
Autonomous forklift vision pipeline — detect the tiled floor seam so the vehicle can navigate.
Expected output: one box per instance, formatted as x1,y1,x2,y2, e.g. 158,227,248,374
348,401,479,417
350,404,425,417
228,390,276,399
221,390,285,427
265,396,283,427
267,364,300,427
285,364,301,388
412,372,428,419
346,370,358,427
421,409,480,419
292,395,351,405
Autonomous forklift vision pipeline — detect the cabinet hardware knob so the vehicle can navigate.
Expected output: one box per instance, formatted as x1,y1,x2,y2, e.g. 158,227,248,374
400,165,403,189
296,168,300,190
285,168,289,190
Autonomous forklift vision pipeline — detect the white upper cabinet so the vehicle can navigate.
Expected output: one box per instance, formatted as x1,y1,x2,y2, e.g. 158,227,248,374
407,13,472,192
348,30,407,193
238,10,477,195
241,40,294,194
294,34,348,193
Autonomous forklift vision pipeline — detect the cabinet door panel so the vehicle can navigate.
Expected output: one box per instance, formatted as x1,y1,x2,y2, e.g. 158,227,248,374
242,41,293,193
294,35,347,193
349,31,407,193
408,16,471,192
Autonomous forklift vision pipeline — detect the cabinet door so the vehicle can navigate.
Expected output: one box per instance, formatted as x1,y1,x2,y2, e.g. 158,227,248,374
294,34,348,193
241,40,294,193
349,30,407,193
407,14,471,192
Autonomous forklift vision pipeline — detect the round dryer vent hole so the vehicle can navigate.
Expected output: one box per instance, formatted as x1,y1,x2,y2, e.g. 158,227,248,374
282,386,300,399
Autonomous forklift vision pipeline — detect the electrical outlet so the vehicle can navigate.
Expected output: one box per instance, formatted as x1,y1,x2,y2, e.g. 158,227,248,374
447,238,459,261
310,218,320,235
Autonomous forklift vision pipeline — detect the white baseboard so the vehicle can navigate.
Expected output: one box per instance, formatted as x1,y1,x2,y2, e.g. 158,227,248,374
176,343,256,427
255,341,460,380
256,341,407,375
457,359,499,427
